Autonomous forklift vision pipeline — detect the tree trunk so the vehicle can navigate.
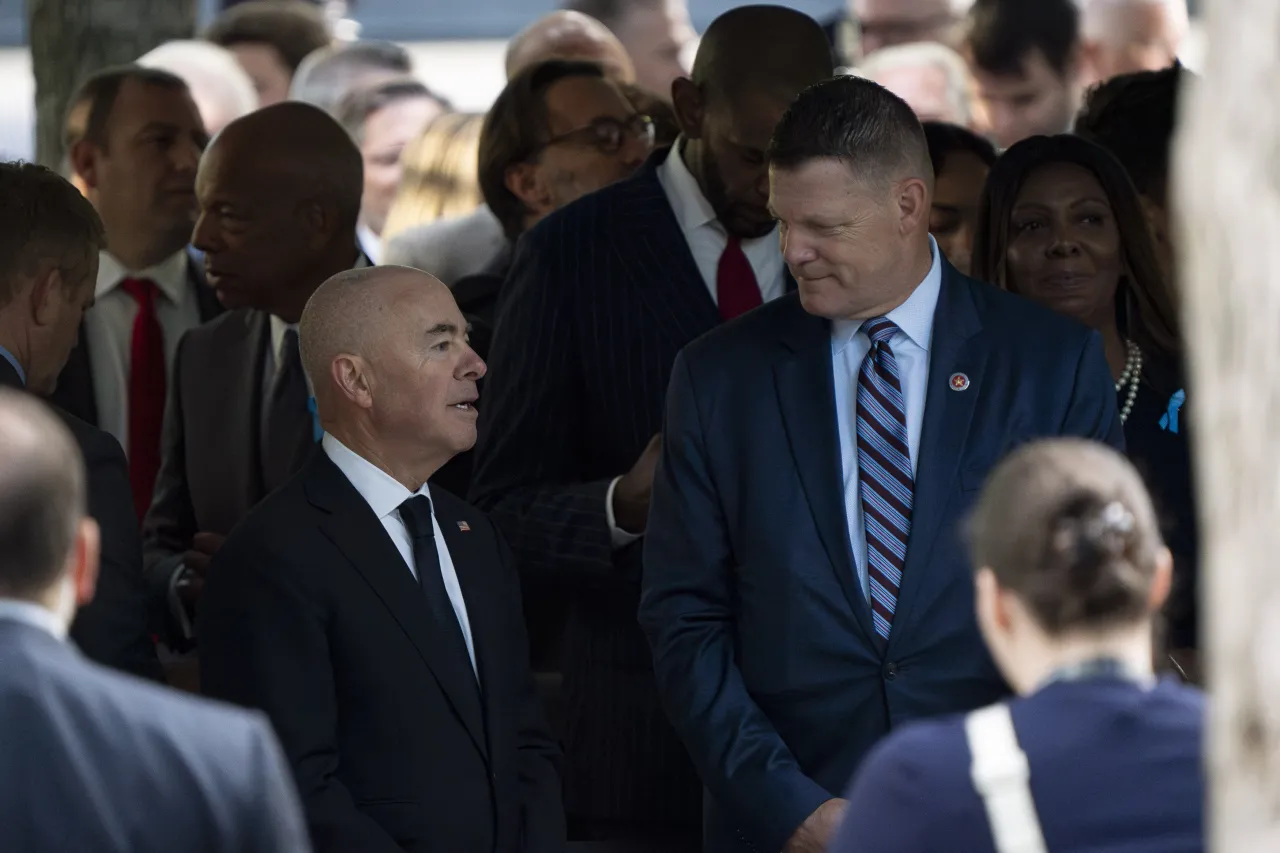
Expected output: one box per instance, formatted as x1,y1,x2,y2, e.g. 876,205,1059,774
1172,1,1280,850
27,0,197,168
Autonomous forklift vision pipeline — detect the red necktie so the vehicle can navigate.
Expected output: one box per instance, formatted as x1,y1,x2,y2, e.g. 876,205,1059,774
716,236,762,321
120,278,166,522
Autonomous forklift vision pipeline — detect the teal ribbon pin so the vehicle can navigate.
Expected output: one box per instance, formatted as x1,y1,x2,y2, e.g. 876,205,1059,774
1159,389,1185,434
307,396,322,442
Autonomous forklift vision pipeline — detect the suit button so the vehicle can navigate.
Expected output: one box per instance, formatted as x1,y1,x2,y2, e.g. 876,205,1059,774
883,662,898,680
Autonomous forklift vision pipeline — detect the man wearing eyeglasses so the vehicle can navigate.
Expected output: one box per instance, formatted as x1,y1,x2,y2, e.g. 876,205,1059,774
469,8,835,850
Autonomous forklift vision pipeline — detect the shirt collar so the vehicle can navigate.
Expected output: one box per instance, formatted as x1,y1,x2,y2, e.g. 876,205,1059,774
0,344,26,386
0,598,68,640
832,235,943,354
96,249,190,304
657,139,720,234
321,433,429,522
357,223,382,265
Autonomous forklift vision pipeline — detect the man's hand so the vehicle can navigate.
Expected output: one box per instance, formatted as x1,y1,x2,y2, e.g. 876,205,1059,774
784,798,848,853
177,532,226,608
612,433,662,534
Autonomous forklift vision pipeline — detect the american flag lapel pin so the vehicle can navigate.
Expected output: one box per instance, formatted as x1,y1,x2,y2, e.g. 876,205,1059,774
456,521,471,532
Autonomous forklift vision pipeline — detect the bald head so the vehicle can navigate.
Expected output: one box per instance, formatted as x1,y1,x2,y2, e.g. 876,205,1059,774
300,265,443,405
137,40,257,134
300,266,484,484
209,101,363,227
0,390,86,600
692,6,834,101
507,11,635,83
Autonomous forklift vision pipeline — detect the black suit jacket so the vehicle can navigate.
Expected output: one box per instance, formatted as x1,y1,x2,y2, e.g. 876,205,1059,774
198,449,564,853
469,147,791,827
0,359,162,681
48,250,222,427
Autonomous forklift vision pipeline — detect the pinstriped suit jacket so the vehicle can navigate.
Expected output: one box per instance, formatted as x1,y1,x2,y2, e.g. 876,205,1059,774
470,148,736,830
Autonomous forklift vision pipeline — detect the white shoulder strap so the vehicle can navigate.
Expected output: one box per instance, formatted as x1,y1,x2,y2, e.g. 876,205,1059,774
964,703,1049,853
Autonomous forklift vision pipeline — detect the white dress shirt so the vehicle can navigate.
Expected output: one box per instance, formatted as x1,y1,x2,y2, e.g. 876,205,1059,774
604,142,789,548
834,236,942,599
322,433,478,676
655,140,787,304
84,250,201,451
357,222,382,265
0,598,67,640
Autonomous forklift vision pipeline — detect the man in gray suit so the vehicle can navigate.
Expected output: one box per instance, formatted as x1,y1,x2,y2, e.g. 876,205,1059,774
0,389,309,853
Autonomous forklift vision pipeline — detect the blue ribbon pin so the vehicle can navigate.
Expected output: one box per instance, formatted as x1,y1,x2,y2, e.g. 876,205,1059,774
1159,389,1185,434
307,396,323,442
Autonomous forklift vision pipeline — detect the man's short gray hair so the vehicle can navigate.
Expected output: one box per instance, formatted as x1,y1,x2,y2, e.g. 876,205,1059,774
289,41,413,114
856,41,975,127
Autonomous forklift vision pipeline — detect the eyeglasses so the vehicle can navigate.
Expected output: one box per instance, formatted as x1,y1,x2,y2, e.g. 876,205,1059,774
535,114,656,157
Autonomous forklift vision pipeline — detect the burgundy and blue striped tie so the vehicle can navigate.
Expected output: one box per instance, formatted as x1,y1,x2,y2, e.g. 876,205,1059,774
856,317,914,639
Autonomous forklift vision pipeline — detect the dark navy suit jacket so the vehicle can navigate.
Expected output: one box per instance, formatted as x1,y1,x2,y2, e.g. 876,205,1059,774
833,678,1205,852
0,618,308,852
639,265,1125,852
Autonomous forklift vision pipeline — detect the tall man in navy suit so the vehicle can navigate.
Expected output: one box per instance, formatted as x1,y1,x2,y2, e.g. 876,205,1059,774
469,7,835,847
639,76,1125,853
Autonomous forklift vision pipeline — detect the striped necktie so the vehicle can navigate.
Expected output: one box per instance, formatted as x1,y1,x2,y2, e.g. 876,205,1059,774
856,317,914,639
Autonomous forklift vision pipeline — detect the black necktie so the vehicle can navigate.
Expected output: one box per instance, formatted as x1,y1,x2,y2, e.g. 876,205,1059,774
399,495,479,687
262,328,312,492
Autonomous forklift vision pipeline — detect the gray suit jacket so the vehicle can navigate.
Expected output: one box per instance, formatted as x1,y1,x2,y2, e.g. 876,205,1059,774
382,205,506,285
0,616,309,852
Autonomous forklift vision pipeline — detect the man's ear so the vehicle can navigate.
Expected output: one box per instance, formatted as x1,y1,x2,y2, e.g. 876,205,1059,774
331,354,373,409
504,162,553,221
72,517,101,608
29,266,64,329
302,198,342,250
69,139,100,190
670,77,705,141
896,177,929,236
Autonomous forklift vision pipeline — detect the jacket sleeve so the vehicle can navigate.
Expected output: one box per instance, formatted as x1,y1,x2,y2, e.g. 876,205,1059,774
66,421,164,682
639,352,831,852
241,712,314,853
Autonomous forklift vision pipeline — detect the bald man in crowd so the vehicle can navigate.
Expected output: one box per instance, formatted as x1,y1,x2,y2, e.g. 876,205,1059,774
138,40,258,135
506,10,635,83
0,389,309,853
142,102,369,649
1080,0,1187,85
470,6,835,849
198,265,563,853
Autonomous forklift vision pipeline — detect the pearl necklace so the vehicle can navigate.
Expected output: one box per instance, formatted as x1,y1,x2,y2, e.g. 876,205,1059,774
1115,340,1142,424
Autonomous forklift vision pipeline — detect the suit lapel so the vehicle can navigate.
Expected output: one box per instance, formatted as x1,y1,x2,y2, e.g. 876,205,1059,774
431,488,504,751
773,301,880,649
891,267,987,637
308,456,489,761
614,149,721,348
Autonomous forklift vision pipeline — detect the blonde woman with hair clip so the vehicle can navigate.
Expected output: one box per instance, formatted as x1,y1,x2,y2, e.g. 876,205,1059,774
382,112,507,285
830,438,1205,853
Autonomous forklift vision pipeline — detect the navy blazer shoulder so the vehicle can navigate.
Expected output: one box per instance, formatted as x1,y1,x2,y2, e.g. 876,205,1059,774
834,678,1205,853
0,620,306,852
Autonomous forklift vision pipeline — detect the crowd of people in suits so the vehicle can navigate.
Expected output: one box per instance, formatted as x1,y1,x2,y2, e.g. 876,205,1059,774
0,0,1207,851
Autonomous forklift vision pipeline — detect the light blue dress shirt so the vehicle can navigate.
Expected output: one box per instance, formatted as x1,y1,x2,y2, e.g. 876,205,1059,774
832,237,943,599
0,344,26,386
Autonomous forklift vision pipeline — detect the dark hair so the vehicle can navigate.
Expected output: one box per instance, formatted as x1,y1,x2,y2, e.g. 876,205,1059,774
966,0,1080,77
69,64,190,151
205,0,333,73
923,121,997,177
0,162,105,306
971,134,1180,365
769,75,930,185
333,77,445,145
290,41,413,112
478,59,608,241
0,390,86,600
968,438,1164,634
1074,64,1185,207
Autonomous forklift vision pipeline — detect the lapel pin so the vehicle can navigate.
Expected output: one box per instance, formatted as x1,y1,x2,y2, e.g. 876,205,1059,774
456,521,471,532
949,373,970,392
